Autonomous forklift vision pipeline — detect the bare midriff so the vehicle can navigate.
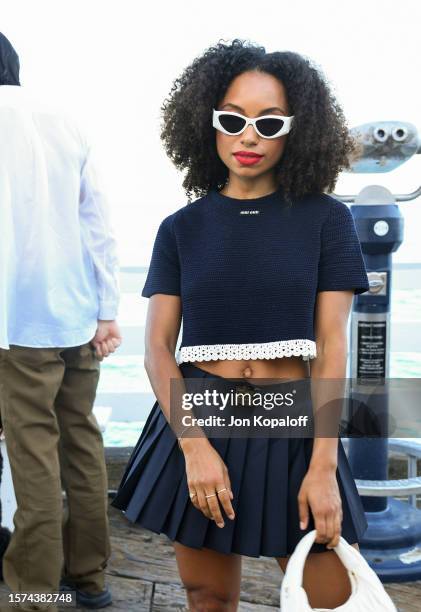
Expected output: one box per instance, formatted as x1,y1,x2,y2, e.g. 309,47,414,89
190,356,310,384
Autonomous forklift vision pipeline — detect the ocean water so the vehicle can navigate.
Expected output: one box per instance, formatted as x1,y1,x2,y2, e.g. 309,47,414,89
101,288,421,446
103,420,144,447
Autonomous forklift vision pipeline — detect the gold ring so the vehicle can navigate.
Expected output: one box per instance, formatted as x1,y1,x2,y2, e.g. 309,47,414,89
205,493,217,499
217,487,227,494
190,492,197,500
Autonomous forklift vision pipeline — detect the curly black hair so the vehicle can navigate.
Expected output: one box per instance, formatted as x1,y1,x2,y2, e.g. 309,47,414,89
160,39,357,206
0,32,20,86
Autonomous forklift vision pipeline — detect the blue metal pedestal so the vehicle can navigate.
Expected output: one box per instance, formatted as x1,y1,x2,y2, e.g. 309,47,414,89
362,498,421,582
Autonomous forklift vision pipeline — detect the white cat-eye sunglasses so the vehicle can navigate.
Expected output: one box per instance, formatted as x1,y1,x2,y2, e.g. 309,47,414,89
213,109,294,139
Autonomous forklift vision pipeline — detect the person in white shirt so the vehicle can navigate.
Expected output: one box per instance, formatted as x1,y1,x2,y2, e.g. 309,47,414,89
0,31,121,611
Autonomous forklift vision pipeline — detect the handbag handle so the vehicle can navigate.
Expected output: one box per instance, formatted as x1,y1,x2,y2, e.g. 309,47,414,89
283,530,361,589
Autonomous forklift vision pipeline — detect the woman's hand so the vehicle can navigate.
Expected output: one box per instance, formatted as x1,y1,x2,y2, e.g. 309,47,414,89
297,465,343,549
181,439,236,528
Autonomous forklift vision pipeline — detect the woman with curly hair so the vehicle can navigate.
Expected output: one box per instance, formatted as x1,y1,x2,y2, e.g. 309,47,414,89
112,39,369,610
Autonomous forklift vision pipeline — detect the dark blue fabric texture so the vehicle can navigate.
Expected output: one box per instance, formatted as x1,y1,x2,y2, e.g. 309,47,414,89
141,188,369,350
111,362,368,558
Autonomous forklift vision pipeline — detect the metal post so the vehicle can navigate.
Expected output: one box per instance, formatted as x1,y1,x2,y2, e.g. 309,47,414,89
347,193,421,581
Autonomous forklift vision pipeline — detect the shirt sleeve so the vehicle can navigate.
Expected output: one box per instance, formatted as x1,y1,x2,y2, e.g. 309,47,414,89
79,144,121,320
317,200,369,295
141,214,181,297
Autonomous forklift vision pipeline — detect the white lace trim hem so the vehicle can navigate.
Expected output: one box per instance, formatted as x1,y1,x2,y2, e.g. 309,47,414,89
175,339,317,364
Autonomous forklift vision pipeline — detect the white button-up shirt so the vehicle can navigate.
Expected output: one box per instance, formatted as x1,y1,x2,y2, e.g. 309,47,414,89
0,85,120,349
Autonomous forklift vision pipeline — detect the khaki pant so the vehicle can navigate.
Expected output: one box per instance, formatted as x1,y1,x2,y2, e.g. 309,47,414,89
0,343,110,611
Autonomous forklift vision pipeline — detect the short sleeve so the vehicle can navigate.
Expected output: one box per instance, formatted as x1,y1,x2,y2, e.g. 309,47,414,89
141,214,181,297
317,201,369,295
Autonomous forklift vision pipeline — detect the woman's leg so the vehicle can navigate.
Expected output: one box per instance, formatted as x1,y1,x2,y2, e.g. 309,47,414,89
276,543,358,608
174,542,242,611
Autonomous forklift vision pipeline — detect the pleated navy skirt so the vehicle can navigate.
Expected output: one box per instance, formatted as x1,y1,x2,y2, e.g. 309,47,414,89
111,362,368,558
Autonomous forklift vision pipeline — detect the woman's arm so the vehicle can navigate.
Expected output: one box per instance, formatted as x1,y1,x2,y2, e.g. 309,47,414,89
144,294,235,526
297,289,354,548
143,294,199,440
308,290,354,469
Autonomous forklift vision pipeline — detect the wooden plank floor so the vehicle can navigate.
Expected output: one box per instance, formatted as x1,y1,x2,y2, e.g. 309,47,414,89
1,449,421,610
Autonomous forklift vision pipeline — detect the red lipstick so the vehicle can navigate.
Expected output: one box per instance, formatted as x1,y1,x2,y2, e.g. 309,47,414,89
233,151,264,166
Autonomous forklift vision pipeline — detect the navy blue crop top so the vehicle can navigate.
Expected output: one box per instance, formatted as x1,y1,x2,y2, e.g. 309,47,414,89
141,187,370,364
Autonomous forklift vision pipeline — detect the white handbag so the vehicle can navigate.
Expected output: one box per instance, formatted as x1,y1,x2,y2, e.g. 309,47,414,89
280,529,397,611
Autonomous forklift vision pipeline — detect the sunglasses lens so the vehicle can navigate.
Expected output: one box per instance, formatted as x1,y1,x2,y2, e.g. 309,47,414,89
255,117,285,137
218,113,246,134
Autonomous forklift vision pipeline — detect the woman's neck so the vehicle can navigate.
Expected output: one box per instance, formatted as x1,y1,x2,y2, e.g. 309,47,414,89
220,174,279,200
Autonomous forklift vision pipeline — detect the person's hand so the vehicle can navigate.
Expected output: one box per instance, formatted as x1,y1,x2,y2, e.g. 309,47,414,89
90,320,122,361
182,439,235,528
297,465,343,549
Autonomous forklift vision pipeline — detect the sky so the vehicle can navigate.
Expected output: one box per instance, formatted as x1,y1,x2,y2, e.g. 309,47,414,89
2,0,421,264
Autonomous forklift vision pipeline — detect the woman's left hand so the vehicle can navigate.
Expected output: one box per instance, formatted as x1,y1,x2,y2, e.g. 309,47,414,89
297,465,343,549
